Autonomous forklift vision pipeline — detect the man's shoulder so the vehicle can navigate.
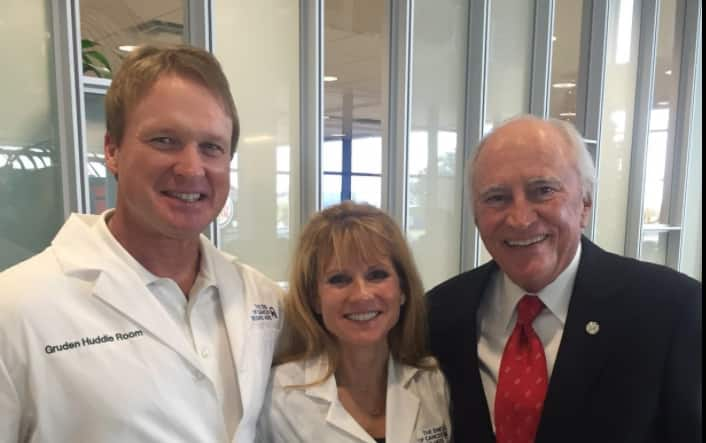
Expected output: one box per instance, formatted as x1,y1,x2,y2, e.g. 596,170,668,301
580,238,701,296
206,246,285,305
426,261,497,301
0,247,64,300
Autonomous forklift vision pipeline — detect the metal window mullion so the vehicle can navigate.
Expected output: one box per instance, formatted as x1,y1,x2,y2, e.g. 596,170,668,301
668,0,702,268
299,0,322,224
624,0,660,259
530,0,555,117
52,0,88,217
460,0,489,271
580,0,609,240
187,0,212,51
385,0,412,227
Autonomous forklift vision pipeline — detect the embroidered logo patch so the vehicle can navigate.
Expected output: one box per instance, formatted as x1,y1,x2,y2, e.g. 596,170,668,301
250,304,278,321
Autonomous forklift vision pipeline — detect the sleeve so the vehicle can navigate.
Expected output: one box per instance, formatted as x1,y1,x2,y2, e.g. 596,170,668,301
660,284,702,442
0,355,21,443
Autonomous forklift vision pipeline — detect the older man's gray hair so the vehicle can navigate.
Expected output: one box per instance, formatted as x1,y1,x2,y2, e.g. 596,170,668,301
466,115,596,203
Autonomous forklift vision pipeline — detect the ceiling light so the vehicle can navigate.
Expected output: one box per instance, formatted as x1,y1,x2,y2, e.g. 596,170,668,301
559,112,576,117
665,70,673,75
656,101,669,106
117,45,138,53
552,82,577,89
329,133,346,138
324,75,338,82
552,35,557,42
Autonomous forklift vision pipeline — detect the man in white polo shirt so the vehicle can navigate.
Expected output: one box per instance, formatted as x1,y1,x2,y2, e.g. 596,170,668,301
0,45,282,443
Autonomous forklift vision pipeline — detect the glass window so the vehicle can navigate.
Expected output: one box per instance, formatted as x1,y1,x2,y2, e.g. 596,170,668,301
680,42,701,281
549,0,586,124
321,0,389,207
406,0,467,288
213,0,300,283
595,0,642,254
0,0,65,270
485,0,534,130
79,0,187,79
639,0,683,264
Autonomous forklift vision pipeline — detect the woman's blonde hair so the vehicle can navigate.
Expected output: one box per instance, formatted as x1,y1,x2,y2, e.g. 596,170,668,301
277,201,434,383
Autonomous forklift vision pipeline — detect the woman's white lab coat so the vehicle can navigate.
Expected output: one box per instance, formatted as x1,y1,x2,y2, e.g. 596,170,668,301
258,355,452,443
0,214,283,443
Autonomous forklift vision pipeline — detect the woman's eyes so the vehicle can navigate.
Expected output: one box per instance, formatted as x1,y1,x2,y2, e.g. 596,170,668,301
325,269,390,286
327,274,351,285
367,269,390,281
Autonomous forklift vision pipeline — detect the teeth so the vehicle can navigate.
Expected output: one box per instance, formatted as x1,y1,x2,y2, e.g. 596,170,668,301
506,235,547,247
167,192,201,202
345,311,380,322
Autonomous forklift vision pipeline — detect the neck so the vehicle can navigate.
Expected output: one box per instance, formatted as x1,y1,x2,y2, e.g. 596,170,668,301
336,343,389,393
107,212,201,296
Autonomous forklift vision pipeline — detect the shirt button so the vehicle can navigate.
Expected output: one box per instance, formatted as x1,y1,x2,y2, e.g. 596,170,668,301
200,348,210,359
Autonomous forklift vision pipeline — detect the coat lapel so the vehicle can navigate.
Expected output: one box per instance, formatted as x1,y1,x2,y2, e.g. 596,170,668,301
53,214,203,372
386,358,421,443
537,238,625,441
303,357,373,441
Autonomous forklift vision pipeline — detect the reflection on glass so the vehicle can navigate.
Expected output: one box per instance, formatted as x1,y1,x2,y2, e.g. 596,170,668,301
640,231,670,265
406,0,467,288
85,93,118,213
214,0,300,282
321,0,388,207
549,0,585,124
595,0,641,254
485,0,534,129
0,0,64,270
80,0,187,78
641,0,680,226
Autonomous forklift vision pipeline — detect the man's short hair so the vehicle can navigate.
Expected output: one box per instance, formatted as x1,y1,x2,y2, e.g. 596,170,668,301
105,45,240,156
467,115,596,203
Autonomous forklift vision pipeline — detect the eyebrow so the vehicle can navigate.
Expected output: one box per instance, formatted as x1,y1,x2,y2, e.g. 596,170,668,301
526,177,562,187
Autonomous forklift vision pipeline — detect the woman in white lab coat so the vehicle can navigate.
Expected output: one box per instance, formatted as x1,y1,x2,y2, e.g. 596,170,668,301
258,202,451,443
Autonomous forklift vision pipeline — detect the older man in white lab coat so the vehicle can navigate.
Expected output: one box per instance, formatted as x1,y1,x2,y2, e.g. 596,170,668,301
0,45,282,443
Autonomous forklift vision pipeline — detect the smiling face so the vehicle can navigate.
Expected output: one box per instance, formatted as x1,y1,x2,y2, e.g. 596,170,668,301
105,74,232,243
316,255,403,356
472,119,591,293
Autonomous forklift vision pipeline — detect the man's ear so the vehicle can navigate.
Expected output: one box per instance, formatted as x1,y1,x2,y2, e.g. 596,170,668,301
104,132,119,178
580,195,593,228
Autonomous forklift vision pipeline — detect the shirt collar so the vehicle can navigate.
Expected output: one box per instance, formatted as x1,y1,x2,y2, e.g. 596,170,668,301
498,242,582,331
96,209,217,293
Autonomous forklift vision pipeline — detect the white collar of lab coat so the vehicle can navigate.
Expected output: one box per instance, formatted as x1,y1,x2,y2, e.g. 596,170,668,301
50,212,247,380
302,354,422,443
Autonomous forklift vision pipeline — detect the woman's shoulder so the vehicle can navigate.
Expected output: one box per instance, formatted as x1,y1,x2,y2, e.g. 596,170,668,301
271,355,330,388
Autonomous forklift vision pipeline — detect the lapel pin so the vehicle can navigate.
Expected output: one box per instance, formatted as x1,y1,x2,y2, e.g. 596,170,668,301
585,321,600,335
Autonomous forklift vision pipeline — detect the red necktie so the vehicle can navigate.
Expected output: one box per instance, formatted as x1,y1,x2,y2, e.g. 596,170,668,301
494,295,548,443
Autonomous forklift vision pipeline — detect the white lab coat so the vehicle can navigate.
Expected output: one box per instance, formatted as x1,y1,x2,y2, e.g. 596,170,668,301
0,214,283,443
257,355,452,443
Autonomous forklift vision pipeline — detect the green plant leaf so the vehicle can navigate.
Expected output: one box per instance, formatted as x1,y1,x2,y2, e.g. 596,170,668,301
84,50,111,71
82,38,97,49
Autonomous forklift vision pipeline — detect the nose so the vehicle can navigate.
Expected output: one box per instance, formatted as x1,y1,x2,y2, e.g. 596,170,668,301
506,196,537,229
173,143,205,177
352,276,374,299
